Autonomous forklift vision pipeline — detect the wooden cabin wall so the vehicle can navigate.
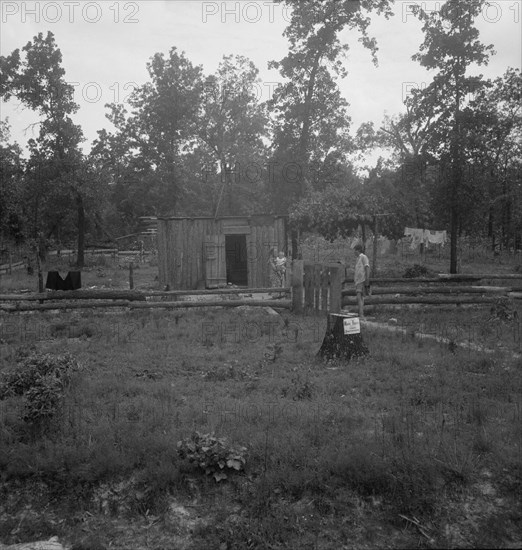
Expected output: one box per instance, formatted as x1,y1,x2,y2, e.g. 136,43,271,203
157,219,167,288
247,217,286,287
159,216,287,289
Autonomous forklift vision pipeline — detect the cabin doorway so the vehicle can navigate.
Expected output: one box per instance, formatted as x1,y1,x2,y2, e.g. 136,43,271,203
225,234,248,286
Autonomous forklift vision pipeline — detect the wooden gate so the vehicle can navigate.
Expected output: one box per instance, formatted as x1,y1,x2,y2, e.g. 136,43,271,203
204,235,226,288
291,261,343,314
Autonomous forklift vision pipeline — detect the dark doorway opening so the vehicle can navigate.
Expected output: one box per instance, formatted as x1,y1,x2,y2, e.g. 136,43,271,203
225,234,248,286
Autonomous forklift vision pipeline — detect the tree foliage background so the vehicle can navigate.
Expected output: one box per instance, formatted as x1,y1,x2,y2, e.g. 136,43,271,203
0,1,520,270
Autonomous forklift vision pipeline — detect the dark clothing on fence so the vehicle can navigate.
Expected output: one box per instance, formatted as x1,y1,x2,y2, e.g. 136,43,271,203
45,271,82,291
64,271,81,290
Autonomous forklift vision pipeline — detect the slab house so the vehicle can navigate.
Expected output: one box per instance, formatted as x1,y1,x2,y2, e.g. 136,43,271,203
157,215,289,289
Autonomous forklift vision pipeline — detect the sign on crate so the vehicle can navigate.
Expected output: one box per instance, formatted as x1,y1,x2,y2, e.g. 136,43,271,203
343,317,360,335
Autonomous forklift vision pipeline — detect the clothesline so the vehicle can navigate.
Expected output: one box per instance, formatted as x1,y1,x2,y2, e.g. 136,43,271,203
404,228,447,249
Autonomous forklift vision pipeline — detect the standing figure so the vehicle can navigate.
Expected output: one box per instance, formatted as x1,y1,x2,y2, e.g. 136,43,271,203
353,244,370,318
268,248,279,287
274,251,287,287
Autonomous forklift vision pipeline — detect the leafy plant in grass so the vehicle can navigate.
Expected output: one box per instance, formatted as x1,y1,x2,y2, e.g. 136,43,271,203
280,372,314,400
489,297,518,322
0,351,80,426
177,431,247,482
203,361,250,382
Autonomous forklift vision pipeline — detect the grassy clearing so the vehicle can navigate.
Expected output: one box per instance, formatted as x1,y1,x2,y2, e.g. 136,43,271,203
368,301,522,356
0,305,521,549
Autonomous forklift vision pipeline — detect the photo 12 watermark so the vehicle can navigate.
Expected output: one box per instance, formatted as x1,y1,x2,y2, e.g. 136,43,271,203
204,80,283,103
67,81,139,105
201,1,292,24
202,160,344,185
200,319,325,346
401,80,483,103
1,1,140,24
401,1,520,24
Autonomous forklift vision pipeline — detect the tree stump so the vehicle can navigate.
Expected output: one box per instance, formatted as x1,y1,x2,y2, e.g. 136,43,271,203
317,313,369,361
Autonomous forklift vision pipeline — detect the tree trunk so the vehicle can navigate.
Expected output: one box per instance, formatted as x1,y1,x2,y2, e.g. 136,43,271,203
449,61,463,274
291,229,300,260
76,192,85,268
317,313,369,362
450,203,459,273
298,49,323,197
372,216,379,277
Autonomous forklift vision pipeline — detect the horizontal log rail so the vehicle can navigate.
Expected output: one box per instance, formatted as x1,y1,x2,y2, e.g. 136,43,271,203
342,295,505,306
146,287,290,297
0,290,146,302
341,285,521,297
367,273,522,284
0,288,290,302
437,273,522,280
0,260,26,274
0,299,292,313
129,299,291,309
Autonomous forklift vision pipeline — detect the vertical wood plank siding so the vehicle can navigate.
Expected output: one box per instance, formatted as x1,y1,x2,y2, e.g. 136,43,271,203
158,216,287,290
157,219,167,287
248,225,256,288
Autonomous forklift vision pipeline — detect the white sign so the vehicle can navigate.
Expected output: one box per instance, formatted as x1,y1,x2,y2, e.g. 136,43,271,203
343,317,360,335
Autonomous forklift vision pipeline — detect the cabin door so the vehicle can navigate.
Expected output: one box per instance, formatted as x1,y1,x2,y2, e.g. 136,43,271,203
204,234,226,288
225,234,248,286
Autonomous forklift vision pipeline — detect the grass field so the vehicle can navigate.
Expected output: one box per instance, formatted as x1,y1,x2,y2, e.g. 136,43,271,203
0,253,521,549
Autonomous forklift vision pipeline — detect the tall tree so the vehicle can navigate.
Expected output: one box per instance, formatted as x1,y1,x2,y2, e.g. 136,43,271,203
0,120,24,241
411,0,495,272
467,68,522,251
102,48,205,218
196,55,268,216
0,31,88,265
268,0,393,211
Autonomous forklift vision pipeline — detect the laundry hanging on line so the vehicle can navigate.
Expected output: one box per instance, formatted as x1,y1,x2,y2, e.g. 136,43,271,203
404,228,447,249
404,227,424,249
45,271,82,291
425,230,447,245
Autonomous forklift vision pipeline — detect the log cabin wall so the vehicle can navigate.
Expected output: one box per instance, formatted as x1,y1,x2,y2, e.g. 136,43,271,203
158,215,287,290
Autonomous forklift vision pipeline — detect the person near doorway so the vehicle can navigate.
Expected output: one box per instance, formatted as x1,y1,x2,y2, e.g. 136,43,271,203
274,251,287,287
353,244,370,318
268,248,279,287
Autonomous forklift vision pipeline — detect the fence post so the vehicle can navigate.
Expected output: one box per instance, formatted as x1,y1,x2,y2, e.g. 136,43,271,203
129,262,134,289
329,266,342,313
36,253,44,296
291,259,304,314
304,263,314,312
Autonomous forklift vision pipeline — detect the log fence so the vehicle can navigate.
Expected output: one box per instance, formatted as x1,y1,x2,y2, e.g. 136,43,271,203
0,287,292,313
0,260,521,314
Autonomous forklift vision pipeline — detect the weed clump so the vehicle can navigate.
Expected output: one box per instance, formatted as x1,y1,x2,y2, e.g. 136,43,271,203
280,372,314,400
177,431,247,482
0,351,81,426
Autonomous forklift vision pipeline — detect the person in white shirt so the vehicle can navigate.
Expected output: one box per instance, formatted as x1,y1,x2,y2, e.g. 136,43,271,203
274,251,287,286
353,244,370,318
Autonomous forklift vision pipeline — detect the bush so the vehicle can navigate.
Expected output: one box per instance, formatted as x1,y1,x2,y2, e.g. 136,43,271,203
177,431,247,482
0,351,81,426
